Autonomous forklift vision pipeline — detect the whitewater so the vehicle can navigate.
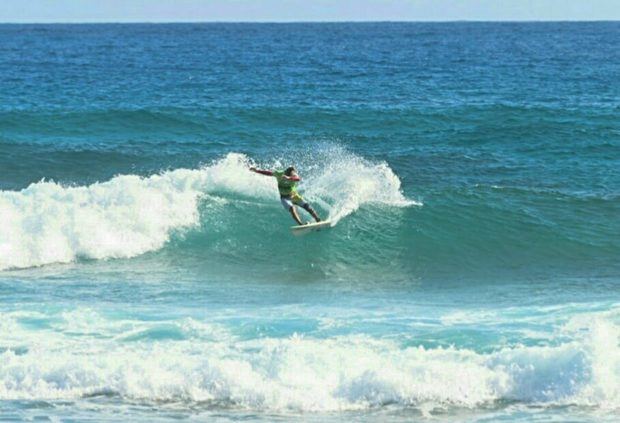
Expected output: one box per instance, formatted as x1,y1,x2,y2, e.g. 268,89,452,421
1,304,618,416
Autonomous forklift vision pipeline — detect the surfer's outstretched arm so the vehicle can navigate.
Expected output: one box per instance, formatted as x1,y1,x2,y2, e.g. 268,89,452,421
249,167,273,176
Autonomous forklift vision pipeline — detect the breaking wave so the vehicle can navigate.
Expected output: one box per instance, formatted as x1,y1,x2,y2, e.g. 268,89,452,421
0,149,415,270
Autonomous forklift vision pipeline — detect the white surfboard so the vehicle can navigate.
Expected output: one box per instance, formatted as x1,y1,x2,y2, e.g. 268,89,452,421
290,220,332,236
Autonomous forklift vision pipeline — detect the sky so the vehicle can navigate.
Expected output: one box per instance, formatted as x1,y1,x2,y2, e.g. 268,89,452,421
0,0,619,23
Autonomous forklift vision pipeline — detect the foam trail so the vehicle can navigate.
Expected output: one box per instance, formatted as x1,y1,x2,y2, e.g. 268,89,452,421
0,151,414,270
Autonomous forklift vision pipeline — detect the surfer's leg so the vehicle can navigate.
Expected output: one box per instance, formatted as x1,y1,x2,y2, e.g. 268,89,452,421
281,196,304,225
289,206,304,225
280,196,293,210
301,203,321,222
292,194,321,223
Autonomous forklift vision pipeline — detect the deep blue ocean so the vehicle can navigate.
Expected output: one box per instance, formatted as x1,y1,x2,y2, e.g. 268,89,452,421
0,22,619,422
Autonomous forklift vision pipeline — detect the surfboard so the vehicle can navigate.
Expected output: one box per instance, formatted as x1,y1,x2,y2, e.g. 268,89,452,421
290,220,332,236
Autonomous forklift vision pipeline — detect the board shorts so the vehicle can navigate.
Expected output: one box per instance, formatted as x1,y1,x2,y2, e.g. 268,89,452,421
280,193,308,210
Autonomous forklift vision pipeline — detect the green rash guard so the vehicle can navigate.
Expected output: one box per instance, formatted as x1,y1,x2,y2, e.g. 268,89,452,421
273,170,298,196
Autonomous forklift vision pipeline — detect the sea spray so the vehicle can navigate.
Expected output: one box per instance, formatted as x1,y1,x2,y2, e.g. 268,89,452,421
290,145,418,223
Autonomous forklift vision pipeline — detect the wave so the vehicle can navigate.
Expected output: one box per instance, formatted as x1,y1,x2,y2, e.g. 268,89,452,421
0,149,415,271
0,310,618,413
2,143,617,276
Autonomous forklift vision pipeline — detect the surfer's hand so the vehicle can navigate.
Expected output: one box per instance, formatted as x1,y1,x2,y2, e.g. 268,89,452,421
249,167,256,172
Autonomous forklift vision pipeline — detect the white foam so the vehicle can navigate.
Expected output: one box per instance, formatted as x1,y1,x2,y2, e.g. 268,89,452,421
0,150,416,270
0,309,617,412
0,153,271,270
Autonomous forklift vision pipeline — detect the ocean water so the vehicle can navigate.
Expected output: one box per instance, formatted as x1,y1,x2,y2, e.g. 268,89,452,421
0,22,619,422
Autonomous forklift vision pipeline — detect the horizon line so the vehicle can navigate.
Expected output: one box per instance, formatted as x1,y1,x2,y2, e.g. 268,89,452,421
1,19,619,25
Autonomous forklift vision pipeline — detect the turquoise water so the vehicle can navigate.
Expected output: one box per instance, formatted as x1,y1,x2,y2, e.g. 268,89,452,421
0,23,619,421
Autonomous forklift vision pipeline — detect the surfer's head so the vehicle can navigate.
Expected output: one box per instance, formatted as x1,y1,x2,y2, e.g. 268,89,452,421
285,166,296,176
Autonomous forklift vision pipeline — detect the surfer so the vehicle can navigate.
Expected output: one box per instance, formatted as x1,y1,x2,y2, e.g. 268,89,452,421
249,166,321,225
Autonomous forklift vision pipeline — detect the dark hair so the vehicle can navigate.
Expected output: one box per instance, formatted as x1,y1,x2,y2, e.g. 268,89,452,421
285,166,296,176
